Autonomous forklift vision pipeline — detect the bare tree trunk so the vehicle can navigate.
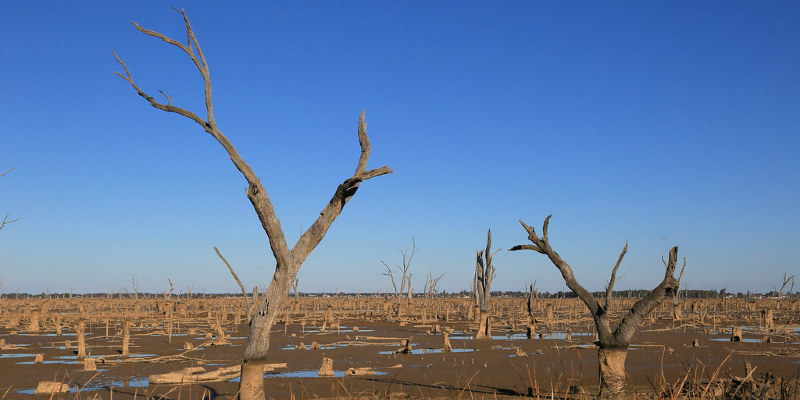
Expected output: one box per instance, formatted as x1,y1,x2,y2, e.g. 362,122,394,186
474,311,492,339
76,320,86,359
473,230,497,339
122,321,130,356
526,282,536,339
598,347,627,399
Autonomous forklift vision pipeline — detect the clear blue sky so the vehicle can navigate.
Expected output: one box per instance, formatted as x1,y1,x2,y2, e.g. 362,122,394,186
1,2,798,295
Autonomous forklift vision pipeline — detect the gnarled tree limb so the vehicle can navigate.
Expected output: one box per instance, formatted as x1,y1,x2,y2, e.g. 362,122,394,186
510,217,602,320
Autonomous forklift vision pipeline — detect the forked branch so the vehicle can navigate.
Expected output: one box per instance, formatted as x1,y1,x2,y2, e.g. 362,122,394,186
113,10,392,277
510,216,601,317
778,272,795,298
613,246,681,344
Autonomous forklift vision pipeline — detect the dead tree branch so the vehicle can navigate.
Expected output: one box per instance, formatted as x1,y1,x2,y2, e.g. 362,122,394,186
215,246,251,320
777,272,795,298
114,9,391,399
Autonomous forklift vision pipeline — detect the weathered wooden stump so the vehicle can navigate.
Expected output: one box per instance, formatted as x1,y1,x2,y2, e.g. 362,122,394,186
34,381,71,394
83,357,97,371
731,326,743,341
318,357,334,377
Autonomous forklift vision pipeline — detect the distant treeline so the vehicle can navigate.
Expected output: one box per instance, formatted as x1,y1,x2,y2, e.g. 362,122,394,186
1,289,788,299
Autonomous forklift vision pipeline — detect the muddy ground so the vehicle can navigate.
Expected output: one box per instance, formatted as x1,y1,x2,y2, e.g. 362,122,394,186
2,317,799,399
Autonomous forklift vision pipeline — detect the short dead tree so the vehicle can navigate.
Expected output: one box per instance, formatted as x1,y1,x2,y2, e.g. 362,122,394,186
525,281,537,339
775,272,795,299
380,239,417,314
474,229,498,339
114,10,391,400
510,216,683,399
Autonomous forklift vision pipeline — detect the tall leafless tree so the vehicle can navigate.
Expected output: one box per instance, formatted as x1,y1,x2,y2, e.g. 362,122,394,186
474,229,497,339
129,275,140,302
423,268,446,300
114,10,391,399
422,268,446,316
510,216,683,399
380,239,417,312
776,272,795,299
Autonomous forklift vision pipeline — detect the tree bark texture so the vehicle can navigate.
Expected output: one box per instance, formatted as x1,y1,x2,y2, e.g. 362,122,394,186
598,347,627,399
239,359,266,400
474,310,491,339
473,230,496,339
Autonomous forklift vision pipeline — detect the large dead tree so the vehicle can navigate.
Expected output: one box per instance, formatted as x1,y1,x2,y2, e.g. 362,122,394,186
510,216,682,399
113,10,391,400
474,229,497,339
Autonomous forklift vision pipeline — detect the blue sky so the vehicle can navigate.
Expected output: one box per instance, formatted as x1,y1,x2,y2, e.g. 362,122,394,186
1,2,798,294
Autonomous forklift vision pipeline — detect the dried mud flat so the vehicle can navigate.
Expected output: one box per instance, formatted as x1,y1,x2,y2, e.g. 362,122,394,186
1,297,799,399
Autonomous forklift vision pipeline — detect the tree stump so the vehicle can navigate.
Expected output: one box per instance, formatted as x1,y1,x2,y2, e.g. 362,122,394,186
318,357,334,376
122,321,130,356
76,320,87,359
731,326,743,342
397,339,412,354
762,309,774,332
83,357,96,371
34,381,71,394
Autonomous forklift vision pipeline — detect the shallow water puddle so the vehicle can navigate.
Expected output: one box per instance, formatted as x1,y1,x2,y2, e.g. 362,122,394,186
379,348,475,355
229,369,387,381
281,343,349,351
449,331,592,340
0,353,38,358
17,377,148,394
710,337,763,343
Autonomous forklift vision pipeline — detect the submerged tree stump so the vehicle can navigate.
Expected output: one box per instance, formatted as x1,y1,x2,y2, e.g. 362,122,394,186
397,339,412,354
76,320,87,359
34,381,71,394
318,357,334,377
762,309,774,332
731,326,743,342
83,357,96,371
